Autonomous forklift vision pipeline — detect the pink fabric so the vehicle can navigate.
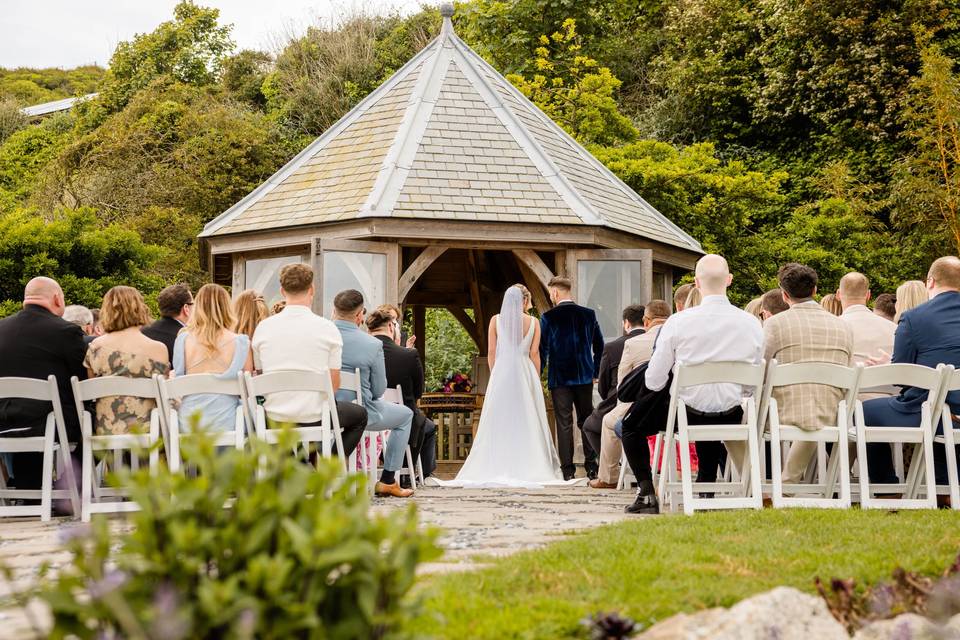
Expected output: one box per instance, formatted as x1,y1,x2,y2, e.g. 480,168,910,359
648,435,699,473
352,433,384,471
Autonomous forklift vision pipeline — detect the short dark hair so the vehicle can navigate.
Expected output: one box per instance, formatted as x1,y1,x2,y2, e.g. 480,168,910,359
333,289,364,314
777,263,818,301
644,300,671,320
365,308,393,332
622,304,645,326
761,288,789,316
873,293,896,320
157,283,192,318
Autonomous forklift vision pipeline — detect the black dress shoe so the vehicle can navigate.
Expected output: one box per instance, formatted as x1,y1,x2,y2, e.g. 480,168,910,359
563,473,576,482
625,492,659,515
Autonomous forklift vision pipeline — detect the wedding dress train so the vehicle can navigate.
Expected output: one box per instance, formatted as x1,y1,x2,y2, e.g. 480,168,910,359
429,287,575,488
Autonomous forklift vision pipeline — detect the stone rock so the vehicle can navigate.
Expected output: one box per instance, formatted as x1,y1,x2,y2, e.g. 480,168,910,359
636,586,848,640
853,613,960,640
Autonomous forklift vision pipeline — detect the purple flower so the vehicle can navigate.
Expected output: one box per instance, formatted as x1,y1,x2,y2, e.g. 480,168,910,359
58,524,92,545
86,570,128,599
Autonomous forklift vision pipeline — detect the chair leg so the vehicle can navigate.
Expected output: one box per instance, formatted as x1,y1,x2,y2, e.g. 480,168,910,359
40,423,55,522
942,413,960,509
81,442,93,523
770,405,784,508
616,449,628,490
677,407,695,516
650,433,663,489
405,446,417,489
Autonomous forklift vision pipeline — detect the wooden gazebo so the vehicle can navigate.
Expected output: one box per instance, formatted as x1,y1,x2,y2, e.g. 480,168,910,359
199,4,702,370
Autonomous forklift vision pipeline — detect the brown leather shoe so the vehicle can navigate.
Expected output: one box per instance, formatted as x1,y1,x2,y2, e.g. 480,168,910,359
375,481,414,498
589,479,617,489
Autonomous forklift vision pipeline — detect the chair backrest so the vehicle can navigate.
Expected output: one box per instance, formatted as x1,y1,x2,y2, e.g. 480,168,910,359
72,375,161,403
673,361,766,393
858,363,945,394
245,370,334,398
382,385,403,405
0,376,68,441
339,368,363,405
161,373,244,399
766,362,862,391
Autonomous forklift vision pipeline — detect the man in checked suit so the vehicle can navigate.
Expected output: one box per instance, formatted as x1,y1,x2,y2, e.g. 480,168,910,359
763,263,854,485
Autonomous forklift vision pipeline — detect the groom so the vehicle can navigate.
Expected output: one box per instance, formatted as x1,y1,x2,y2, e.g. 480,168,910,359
540,276,605,480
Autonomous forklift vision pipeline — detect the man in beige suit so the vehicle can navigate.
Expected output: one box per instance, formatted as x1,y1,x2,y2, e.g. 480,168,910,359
591,300,671,487
764,263,854,484
837,272,896,365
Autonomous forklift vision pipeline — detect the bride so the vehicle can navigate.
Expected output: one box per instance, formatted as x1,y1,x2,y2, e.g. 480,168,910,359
433,284,570,488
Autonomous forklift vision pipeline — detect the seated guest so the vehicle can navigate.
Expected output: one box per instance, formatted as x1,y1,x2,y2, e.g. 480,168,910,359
0,277,87,492
584,303,646,488
744,298,763,322
63,305,97,344
760,288,789,321
684,287,702,309
252,264,367,460
142,283,193,362
173,284,253,432
895,280,927,323
864,257,960,493
333,290,414,498
86,286,170,435
90,309,103,338
233,289,269,342
380,303,416,348
873,293,896,322
837,272,896,366
367,307,437,479
591,301,670,489
764,264,853,485
632,255,763,514
820,293,842,316
673,283,694,312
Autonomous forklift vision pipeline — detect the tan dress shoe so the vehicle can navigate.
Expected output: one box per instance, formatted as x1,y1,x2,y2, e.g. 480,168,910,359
588,479,617,489
375,481,414,498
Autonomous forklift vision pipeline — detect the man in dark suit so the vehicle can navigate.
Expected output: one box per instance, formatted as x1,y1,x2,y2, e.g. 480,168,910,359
583,304,645,479
540,276,605,480
0,277,87,492
864,256,960,491
142,283,192,362
367,308,437,481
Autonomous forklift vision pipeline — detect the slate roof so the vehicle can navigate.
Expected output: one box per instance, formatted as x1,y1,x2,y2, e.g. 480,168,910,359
200,11,701,253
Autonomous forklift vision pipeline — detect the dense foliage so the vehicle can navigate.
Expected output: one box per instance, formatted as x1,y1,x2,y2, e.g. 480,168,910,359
30,431,440,639
1,0,960,315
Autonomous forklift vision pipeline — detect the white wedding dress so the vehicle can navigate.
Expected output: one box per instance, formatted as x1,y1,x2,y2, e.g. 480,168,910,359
430,287,572,488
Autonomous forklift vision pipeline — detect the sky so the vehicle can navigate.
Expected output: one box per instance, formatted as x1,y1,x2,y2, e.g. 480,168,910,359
1,0,424,69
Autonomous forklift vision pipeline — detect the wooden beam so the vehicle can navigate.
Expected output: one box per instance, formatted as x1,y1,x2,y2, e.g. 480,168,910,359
511,249,556,289
466,250,487,350
405,292,472,307
515,257,551,316
446,306,482,349
413,305,426,366
398,246,447,301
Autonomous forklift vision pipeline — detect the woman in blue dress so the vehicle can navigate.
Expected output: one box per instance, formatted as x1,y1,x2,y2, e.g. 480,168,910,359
172,284,254,432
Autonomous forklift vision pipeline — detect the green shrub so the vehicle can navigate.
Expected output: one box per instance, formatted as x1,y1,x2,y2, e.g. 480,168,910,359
35,431,441,639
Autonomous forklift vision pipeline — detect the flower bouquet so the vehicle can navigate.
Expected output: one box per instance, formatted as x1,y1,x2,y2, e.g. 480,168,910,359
438,372,473,394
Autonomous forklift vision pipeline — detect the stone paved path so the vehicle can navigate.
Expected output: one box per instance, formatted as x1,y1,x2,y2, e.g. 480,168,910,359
0,486,634,638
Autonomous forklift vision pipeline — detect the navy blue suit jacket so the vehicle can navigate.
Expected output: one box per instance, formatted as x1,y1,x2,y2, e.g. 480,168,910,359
539,301,604,389
891,290,960,415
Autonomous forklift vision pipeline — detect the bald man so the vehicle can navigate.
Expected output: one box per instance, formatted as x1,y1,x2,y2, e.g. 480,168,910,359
837,272,896,366
0,277,87,494
626,255,763,514
864,257,960,495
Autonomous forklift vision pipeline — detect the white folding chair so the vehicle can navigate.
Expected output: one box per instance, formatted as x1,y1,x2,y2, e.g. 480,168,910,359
762,361,861,508
71,375,164,522
936,367,960,509
242,370,346,473
0,376,80,520
157,372,248,472
658,361,766,515
380,385,422,489
854,363,950,510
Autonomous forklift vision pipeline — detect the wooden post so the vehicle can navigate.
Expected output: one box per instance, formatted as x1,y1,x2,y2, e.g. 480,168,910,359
413,305,426,366
467,250,487,351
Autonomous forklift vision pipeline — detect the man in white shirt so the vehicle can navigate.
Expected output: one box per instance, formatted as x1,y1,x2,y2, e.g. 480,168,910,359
634,254,763,513
837,272,896,366
252,263,367,459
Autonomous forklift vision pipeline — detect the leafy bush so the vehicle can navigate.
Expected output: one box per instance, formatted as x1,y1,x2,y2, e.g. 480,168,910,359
32,431,441,639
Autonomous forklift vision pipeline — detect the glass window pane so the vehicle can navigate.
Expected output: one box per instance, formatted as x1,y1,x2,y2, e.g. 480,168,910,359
577,260,644,341
245,255,306,308
322,251,386,316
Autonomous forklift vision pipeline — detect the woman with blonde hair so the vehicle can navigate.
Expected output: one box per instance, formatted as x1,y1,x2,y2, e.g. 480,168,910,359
895,280,928,323
684,287,702,308
233,289,269,341
85,286,169,435
173,284,253,432
744,297,763,322
820,293,842,316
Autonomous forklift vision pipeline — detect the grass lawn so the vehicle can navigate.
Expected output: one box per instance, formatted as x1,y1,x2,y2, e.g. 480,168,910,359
412,509,960,639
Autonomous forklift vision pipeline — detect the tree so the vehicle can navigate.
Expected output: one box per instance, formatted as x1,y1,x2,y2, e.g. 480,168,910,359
893,43,960,254
0,113,73,206
0,98,28,145
506,19,638,146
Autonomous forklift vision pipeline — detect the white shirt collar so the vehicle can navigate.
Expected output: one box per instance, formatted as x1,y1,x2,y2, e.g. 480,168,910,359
700,294,731,305
842,304,870,315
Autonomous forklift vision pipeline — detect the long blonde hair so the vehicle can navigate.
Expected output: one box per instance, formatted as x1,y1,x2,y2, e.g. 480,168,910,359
895,280,927,323
186,284,234,353
820,293,842,316
233,289,269,340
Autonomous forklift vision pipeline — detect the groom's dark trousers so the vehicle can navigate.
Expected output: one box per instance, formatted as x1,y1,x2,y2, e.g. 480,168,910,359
540,300,605,479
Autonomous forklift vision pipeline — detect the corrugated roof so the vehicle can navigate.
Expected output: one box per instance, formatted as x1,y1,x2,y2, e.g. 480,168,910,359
201,15,702,253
